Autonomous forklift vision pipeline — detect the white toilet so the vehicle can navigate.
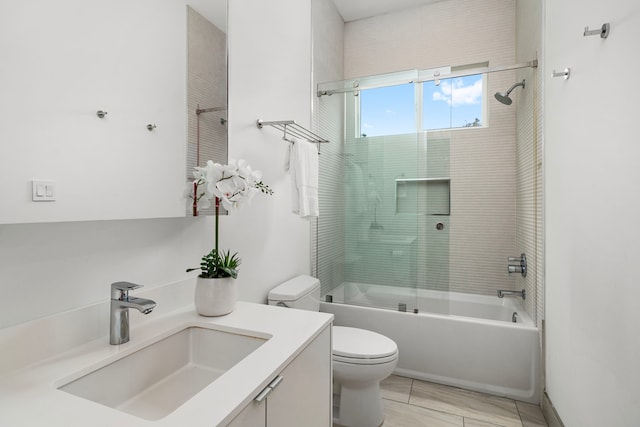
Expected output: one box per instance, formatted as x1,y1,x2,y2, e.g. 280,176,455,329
269,275,398,427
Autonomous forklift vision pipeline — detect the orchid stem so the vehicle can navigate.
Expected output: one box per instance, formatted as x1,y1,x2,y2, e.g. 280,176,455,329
192,182,198,216
215,196,220,256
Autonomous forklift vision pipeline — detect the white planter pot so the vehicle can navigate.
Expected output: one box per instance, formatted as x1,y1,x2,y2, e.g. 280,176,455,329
194,276,237,316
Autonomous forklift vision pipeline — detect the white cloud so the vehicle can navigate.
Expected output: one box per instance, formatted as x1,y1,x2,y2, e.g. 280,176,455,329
363,123,375,129
432,78,482,107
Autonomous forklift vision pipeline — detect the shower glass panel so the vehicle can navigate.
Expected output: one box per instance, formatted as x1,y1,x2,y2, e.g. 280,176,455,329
315,61,539,323
316,78,451,314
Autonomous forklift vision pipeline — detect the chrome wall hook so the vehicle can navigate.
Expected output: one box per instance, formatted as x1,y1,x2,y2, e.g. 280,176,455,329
147,123,157,131
584,23,610,39
552,68,571,80
96,110,108,118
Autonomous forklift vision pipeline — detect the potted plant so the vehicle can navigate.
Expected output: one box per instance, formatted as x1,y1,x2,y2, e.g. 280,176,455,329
186,159,272,316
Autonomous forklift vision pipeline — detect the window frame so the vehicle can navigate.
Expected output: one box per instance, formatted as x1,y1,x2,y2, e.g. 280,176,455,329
356,70,487,138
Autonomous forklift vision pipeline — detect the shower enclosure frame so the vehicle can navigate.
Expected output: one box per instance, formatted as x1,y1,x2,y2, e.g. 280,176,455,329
314,57,539,317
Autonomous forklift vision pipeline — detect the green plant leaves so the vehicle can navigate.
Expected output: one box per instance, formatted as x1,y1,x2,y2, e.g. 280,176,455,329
197,249,241,279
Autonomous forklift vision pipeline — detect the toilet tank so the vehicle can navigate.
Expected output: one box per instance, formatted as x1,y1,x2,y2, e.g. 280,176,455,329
268,275,321,311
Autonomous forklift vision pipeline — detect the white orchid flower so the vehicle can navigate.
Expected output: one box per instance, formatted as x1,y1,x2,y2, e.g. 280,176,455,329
187,159,271,212
216,174,252,210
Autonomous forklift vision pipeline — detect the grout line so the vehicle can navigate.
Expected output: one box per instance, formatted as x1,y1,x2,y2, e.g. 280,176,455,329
384,397,468,426
515,400,526,427
390,377,545,427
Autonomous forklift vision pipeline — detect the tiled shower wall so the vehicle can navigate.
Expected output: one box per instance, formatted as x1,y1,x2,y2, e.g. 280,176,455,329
311,0,345,296
515,0,543,330
341,0,520,298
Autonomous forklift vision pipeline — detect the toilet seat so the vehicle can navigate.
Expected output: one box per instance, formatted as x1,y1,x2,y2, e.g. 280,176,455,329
332,326,398,365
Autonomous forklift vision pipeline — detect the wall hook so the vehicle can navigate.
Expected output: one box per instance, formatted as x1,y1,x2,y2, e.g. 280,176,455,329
96,110,108,118
584,23,610,39
147,123,157,131
552,68,571,80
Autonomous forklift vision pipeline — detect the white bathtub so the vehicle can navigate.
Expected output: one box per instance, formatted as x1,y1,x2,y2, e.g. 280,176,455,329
321,282,540,403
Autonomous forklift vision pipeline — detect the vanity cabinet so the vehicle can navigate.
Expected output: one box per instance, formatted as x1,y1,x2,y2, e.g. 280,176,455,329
227,326,331,426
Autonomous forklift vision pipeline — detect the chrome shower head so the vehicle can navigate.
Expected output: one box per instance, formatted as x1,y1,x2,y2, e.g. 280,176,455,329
494,92,513,105
494,79,526,105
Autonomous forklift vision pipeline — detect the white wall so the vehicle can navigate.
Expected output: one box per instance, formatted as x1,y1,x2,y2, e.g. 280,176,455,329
0,0,314,329
221,0,313,303
0,217,215,329
544,0,640,425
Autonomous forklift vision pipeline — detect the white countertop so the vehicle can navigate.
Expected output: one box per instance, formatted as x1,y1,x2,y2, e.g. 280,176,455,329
0,301,333,426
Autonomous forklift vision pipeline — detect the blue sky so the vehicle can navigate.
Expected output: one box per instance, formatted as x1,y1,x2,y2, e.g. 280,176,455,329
360,75,483,137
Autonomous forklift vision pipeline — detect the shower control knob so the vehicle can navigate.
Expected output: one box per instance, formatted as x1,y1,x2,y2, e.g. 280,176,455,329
436,222,444,230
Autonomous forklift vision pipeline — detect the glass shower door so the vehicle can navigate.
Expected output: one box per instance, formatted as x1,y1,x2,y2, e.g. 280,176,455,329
342,133,420,312
340,84,421,312
316,77,452,314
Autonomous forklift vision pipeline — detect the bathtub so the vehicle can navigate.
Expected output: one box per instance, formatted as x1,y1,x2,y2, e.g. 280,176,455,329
320,282,540,403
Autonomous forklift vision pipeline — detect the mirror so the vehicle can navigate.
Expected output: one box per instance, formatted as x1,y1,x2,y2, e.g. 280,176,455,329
0,0,227,224
186,1,228,216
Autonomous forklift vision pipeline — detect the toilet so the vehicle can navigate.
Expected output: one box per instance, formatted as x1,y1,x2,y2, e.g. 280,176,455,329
269,275,398,427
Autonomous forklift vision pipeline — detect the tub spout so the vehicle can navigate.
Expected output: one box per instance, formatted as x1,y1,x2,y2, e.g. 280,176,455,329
497,289,526,300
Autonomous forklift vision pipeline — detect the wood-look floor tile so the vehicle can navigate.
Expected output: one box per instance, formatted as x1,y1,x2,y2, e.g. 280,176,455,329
516,402,548,427
381,375,413,403
464,418,507,427
382,399,463,427
409,381,522,427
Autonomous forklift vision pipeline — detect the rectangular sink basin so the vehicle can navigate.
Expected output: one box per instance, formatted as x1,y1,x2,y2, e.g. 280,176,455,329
58,326,267,421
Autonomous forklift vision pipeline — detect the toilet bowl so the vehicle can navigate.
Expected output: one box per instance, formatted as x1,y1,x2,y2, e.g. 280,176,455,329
268,276,398,427
332,326,398,427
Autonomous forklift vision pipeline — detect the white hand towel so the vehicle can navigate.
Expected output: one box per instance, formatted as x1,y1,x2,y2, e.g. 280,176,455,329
288,139,319,218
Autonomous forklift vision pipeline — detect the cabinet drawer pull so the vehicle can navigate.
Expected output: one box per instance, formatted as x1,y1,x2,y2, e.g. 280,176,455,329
254,386,272,403
254,375,284,403
268,375,284,390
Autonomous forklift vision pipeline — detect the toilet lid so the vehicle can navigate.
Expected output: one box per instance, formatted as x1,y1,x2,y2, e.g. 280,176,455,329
332,326,398,360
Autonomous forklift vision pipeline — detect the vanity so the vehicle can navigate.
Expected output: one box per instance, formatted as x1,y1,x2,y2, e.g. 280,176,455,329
0,297,333,426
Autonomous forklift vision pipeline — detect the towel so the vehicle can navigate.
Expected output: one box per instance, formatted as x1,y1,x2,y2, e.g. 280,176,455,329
286,139,319,218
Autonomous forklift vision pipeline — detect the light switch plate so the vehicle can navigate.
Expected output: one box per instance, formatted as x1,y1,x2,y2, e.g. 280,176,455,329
32,180,56,202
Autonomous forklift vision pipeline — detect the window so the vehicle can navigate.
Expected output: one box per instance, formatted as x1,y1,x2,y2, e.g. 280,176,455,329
358,73,484,137
359,83,415,137
423,74,484,130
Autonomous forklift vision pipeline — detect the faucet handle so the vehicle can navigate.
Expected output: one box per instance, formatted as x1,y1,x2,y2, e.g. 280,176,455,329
111,281,143,299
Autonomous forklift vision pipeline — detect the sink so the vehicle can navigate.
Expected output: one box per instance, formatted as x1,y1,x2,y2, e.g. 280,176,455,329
58,326,268,420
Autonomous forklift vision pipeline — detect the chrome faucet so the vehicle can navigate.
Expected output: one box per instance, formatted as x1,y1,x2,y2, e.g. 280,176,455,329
110,282,156,345
497,289,526,300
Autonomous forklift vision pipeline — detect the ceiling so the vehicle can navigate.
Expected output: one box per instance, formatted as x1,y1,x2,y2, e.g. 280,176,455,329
332,0,445,22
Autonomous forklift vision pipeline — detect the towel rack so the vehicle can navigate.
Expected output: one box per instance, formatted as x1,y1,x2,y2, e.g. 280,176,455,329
257,119,329,146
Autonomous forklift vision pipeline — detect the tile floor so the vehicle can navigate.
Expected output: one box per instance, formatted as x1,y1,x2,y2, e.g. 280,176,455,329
377,375,548,427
